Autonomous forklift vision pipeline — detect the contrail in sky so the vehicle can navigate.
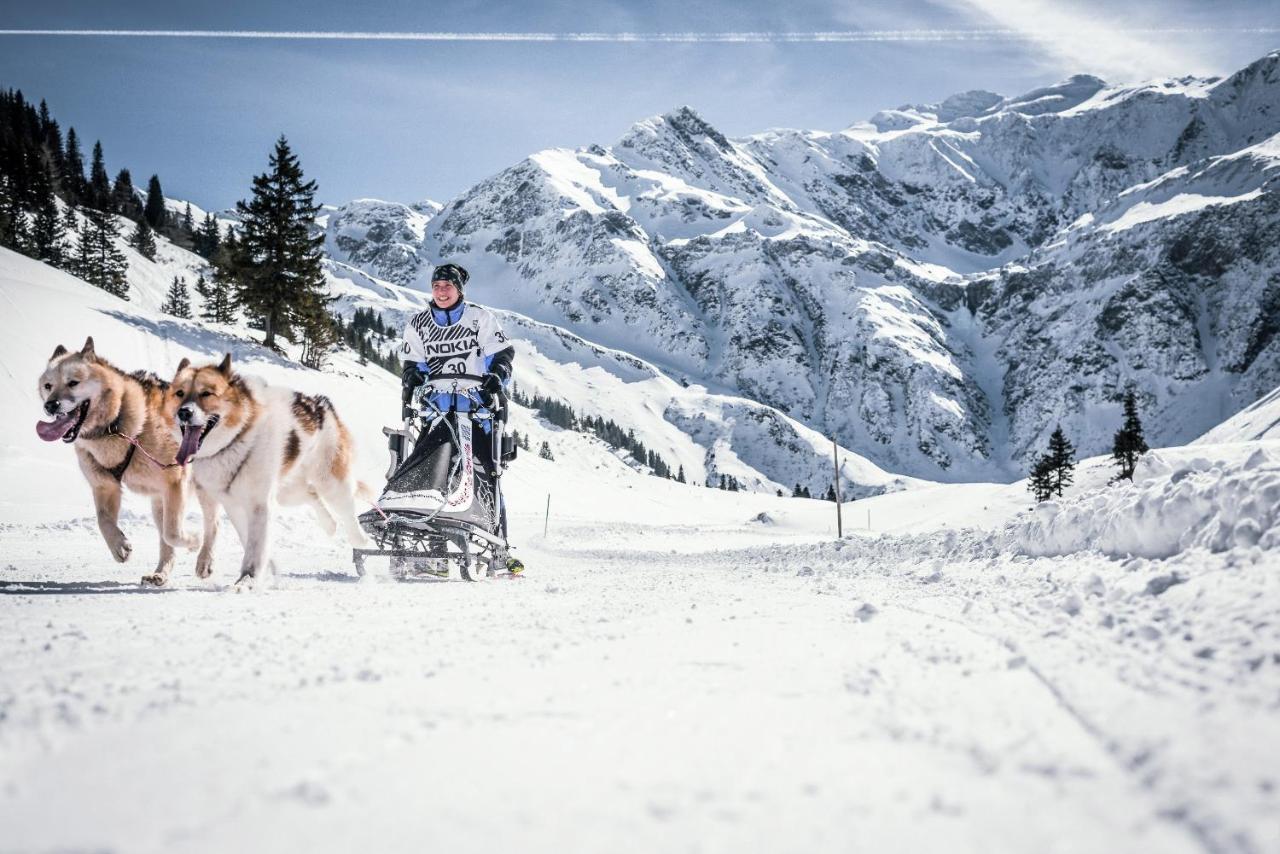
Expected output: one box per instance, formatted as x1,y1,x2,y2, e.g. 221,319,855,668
0,28,1276,43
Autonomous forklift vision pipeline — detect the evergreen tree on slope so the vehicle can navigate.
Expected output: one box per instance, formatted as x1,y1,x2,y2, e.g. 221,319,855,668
233,136,327,352
1111,389,1149,481
161,276,191,318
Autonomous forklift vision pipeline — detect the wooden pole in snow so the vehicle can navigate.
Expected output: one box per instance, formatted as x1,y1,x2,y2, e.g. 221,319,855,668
832,438,843,539
544,493,551,537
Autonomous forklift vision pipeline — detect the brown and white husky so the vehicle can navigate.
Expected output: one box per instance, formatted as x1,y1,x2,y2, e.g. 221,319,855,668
36,337,202,586
165,353,372,587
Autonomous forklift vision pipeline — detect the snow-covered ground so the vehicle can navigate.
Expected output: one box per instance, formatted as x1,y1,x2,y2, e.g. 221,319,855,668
2,249,1278,852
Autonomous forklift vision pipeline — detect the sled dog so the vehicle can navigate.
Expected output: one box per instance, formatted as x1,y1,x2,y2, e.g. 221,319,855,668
166,353,372,587
36,337,201,586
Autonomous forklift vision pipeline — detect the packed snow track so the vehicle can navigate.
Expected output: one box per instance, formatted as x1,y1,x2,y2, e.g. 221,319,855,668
1,509,1275,854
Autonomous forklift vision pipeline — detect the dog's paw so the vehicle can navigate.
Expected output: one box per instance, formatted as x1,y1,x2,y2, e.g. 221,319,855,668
139,572,169,588
110,536,133,563
195,554,214,579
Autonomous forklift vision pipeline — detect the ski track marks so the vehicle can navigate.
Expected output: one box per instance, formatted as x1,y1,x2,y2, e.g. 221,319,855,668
0,516,1276,853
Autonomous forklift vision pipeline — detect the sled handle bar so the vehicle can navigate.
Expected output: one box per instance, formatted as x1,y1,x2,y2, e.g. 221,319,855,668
425,372,487,383
419,372,508,409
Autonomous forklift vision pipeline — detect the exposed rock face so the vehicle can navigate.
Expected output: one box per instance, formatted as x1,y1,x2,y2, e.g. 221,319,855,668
328,51,1280,480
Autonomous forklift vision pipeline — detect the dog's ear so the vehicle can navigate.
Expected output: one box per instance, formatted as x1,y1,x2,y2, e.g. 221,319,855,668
175,357,191,374
80,336,97,361
50,344,68,360
217,353,232,376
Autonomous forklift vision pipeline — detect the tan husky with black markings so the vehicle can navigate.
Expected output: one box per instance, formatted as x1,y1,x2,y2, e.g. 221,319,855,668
165,353,372,588
36,336,203,586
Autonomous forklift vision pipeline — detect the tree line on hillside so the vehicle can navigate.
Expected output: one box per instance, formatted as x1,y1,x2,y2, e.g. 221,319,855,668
509,384,685,482
0,89,385,371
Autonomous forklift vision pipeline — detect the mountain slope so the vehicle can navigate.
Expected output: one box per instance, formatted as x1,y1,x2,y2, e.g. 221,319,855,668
317,50,1280,480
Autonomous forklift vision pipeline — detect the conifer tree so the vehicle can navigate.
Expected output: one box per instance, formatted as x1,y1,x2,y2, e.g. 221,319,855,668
202,235,239,324
112,169,140,219
161,276,191,318
29,162,63,265
539,441,555,461
793,483,803,498
824,484,837,502
129,217,157,260
63,127,86,205
676,465,686,484
88,141,111,210
298,291,339,369
801,486,811,498
1111,390,1149,481
1046,425,1076,496
75,207,128,298
181,202,194,234
144,174,166,229
0,174,31,252
233,136,327,351
196,212,221,258
194,272,211,300
1027,456,1055,503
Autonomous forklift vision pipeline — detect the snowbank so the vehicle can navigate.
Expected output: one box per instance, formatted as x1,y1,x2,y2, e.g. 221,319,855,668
1008,444,1280,558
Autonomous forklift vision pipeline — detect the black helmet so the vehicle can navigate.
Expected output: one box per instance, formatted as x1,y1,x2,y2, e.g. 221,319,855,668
431,263,469,293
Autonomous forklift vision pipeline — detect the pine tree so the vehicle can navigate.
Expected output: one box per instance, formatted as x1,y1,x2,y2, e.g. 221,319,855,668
0,174,31,253
1046,425,1076,496
298,290,339,369
1111,389,1149,481
129,217,157,260
196,212,221,258
88,141,111,210
144,174,166,229
539,441,555,461
194,272,211,300
202,234,239,324
824,484,837,502
1027,456,1055,503
63,127,86,206
112,169,140,220
793,483,803,498
75,207,128,298
676,465,686,484
161,276,191,318
181,202,194,234
520,432,531,451
801,486,811,498
29,161,63,265
233,136,327,351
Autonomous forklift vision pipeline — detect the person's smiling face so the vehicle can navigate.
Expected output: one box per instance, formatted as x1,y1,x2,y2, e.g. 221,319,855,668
432,279,460,309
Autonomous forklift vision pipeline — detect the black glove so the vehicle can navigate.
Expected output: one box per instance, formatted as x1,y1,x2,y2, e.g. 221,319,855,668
401,361,424,404
481,372,504,395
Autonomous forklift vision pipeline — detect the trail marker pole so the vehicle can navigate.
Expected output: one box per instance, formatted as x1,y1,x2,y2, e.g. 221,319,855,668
832,438,843,539
544,493,551,537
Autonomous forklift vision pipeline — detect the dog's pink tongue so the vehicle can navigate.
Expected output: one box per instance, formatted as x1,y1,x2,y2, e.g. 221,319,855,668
36,412,77,442
176,426,203,465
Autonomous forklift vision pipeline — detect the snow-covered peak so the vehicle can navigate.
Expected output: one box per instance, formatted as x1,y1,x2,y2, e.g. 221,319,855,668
994,74,1108,117
323,198,437,287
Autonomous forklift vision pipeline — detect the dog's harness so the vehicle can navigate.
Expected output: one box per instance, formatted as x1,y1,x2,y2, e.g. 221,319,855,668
101,417,181,476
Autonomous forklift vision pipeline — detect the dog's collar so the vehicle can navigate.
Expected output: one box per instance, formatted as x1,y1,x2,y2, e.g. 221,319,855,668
82,412,129,442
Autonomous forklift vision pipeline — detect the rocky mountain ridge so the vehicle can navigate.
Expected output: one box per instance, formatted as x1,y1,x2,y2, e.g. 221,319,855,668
323,50,1280,480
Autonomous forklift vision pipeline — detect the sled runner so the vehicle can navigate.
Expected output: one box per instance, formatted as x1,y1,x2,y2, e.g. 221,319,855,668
353,372,523,581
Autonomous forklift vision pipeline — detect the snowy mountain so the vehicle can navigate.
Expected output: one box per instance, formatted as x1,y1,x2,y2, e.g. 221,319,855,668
326,50,1280,481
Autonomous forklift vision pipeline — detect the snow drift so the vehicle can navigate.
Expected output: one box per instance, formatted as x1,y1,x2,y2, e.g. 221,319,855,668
1009,444,1280,558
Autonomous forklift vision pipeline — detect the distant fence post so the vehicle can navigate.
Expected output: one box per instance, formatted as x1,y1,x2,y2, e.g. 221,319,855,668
544,493,551,537
832,438,843,539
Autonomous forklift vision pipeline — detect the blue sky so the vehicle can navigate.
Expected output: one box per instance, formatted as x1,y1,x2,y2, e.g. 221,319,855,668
1,0,1275,210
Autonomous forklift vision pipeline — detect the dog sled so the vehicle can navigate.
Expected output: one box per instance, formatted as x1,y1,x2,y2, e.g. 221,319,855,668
353,373,522,581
